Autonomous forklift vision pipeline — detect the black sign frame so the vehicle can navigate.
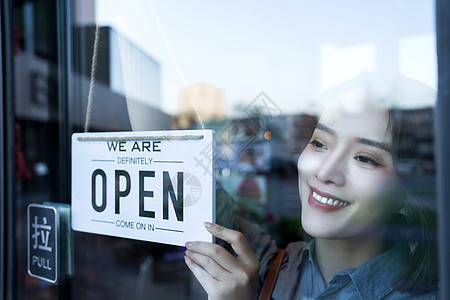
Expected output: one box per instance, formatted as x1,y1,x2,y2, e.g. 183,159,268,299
27,204,59,283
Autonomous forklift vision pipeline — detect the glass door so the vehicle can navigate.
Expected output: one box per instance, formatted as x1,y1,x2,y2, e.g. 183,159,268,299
3,0,445,299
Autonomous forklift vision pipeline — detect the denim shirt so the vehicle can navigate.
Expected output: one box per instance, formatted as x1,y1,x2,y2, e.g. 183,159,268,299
234,217,438,300
294,241,438,299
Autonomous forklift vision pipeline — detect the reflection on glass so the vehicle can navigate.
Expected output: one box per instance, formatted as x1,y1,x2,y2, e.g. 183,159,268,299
10,0,438,298
184,77,438,298
73,0,438,298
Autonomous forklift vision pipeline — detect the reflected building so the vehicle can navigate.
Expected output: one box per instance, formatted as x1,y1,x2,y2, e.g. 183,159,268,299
176,83,226,129
285,114,317,160
15,21,171,133
392,107,435,174
73,25,170,131
74,26,160,109
13,1,172,201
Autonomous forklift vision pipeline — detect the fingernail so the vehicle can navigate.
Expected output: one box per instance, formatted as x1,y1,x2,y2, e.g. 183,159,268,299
185,241,193,248
185,250,191,255
184,256,192,263
204,222,213,230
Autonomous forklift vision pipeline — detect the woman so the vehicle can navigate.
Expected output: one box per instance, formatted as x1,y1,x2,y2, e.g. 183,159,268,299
184,96,438,299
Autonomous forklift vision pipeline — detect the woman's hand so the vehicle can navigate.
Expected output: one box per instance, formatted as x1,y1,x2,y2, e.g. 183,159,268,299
184,222,260,300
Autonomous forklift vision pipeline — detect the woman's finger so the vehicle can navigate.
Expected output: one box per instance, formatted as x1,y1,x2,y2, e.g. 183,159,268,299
185,224,260,299
203,222,258,265
185,241,241,271
185,249,230,281
184,255,218,294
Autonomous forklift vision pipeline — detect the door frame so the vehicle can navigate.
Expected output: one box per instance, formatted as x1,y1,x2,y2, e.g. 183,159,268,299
436,0,450,298
1,0,16,299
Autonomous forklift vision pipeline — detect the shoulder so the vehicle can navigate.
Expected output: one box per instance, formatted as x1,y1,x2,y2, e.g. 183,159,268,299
258,241,309,282
384,289,439,300
268,241,310,299
281,241,310,273
285,241,309,257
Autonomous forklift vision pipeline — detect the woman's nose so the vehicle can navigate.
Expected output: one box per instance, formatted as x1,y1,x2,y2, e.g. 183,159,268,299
315,152,346,186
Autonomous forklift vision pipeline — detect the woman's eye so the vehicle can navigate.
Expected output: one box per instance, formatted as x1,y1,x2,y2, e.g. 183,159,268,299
355,156,381,167
309,140,326,150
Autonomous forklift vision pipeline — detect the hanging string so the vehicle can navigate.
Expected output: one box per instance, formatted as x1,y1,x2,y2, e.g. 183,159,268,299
84,4,206,132
146,0,206,130
84,24,101,132
77,134,204,142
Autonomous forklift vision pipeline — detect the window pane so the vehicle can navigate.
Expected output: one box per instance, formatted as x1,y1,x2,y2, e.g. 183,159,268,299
11,0,439,298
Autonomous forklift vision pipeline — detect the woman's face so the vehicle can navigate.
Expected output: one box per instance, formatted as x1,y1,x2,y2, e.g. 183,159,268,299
298,101,402,239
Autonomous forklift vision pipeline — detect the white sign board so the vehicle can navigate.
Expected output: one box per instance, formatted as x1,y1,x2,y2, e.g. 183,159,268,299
71,130,215,246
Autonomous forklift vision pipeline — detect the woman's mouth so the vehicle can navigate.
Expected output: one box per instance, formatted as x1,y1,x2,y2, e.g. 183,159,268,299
308,188,349,212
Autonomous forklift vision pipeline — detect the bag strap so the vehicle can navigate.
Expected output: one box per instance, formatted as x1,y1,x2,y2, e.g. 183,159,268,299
258,249,286,300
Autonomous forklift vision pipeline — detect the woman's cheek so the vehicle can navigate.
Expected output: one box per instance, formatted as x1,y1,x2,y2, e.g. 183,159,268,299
358,170,398,196
297,147,317,176
298,149,322,201
352,171,402,216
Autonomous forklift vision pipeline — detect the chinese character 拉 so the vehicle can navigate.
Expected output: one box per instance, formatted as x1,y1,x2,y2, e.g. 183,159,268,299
31,216,52,252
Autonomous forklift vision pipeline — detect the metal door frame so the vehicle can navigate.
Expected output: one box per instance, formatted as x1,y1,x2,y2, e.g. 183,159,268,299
436,0,450,299
1,0,16,299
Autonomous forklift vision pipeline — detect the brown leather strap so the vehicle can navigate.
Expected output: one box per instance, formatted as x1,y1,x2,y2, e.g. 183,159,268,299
258,249,286,300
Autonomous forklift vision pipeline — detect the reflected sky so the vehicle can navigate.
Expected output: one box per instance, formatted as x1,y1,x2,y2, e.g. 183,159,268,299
92,0,436,116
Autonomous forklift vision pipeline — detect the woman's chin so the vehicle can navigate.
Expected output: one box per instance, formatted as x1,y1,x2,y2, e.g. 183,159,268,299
301,217,362,240
301,220,341,239
303,220,384,241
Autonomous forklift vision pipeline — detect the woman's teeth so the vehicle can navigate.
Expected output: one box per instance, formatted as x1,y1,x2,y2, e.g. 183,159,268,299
313,191,349,207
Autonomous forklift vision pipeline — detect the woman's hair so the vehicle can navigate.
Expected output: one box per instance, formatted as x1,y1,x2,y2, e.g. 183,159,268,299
387,108,438,294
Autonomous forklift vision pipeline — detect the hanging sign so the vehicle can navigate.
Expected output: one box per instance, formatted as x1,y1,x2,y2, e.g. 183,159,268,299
71,130,215,246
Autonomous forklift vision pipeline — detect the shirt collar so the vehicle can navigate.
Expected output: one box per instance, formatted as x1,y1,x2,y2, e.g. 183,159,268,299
298,239,319,274
347,244,407,299
301,239,407,299
299,239,314,265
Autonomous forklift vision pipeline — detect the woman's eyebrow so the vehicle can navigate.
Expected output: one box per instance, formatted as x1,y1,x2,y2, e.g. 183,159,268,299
316,123,391,152
315,123,336,135
356,137,391,153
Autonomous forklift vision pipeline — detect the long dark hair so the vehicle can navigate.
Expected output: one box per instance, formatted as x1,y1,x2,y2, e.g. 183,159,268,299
388,108,438,294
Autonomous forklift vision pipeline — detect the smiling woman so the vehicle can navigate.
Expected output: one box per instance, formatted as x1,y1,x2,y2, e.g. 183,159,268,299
184,80,439,299
298,100,402,241
297,97,437,294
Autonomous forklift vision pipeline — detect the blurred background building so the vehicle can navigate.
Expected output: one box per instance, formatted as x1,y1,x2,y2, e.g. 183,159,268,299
176,83,226,129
